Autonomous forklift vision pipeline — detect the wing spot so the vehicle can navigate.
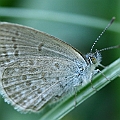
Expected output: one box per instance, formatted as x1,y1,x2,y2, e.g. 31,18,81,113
56,77,59,80
6,59,10,62
15,31,19,36
5,87,12,93
13,44,17,49
32,86,37,90
10,94,16,99
3,51,8,57
28,60,34,65
29,68,38,73
37,89,42,94
12,37,16,42
42,77,46,81
2,46,6,49
22,75,27,80
26,81,31,86
14,50,19,56
2,78,8,85
38,43,44,51
54,63,60,69
41,95,46,101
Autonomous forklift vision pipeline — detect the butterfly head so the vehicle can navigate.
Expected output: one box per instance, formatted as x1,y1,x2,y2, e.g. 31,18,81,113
85,50,102,67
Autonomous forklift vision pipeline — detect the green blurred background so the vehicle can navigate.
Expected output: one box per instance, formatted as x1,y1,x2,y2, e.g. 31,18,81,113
0,0,120,120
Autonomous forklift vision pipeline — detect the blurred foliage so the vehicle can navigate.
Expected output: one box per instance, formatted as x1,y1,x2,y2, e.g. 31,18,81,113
0,0,120,120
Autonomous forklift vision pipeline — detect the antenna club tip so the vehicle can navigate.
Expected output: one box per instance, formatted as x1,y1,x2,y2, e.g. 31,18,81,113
111,17,116,23
112,17,116,20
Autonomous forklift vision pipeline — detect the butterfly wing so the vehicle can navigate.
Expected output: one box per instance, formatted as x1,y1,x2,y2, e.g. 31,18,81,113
0,22,87,113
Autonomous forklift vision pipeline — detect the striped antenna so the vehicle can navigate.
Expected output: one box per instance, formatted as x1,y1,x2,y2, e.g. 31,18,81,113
90,17,115,53
97,45,120,53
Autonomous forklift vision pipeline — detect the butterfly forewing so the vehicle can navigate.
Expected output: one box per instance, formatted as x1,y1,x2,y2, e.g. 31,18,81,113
0,22,85,60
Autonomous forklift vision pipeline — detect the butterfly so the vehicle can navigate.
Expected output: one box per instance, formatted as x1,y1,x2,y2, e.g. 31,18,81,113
0,17,118,113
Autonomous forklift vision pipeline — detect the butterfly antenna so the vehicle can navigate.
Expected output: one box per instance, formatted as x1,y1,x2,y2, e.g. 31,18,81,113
90,17,115,53
97,45,120,53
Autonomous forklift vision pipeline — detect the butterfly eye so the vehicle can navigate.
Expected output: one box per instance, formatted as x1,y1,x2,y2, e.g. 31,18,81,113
91,57,97,64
